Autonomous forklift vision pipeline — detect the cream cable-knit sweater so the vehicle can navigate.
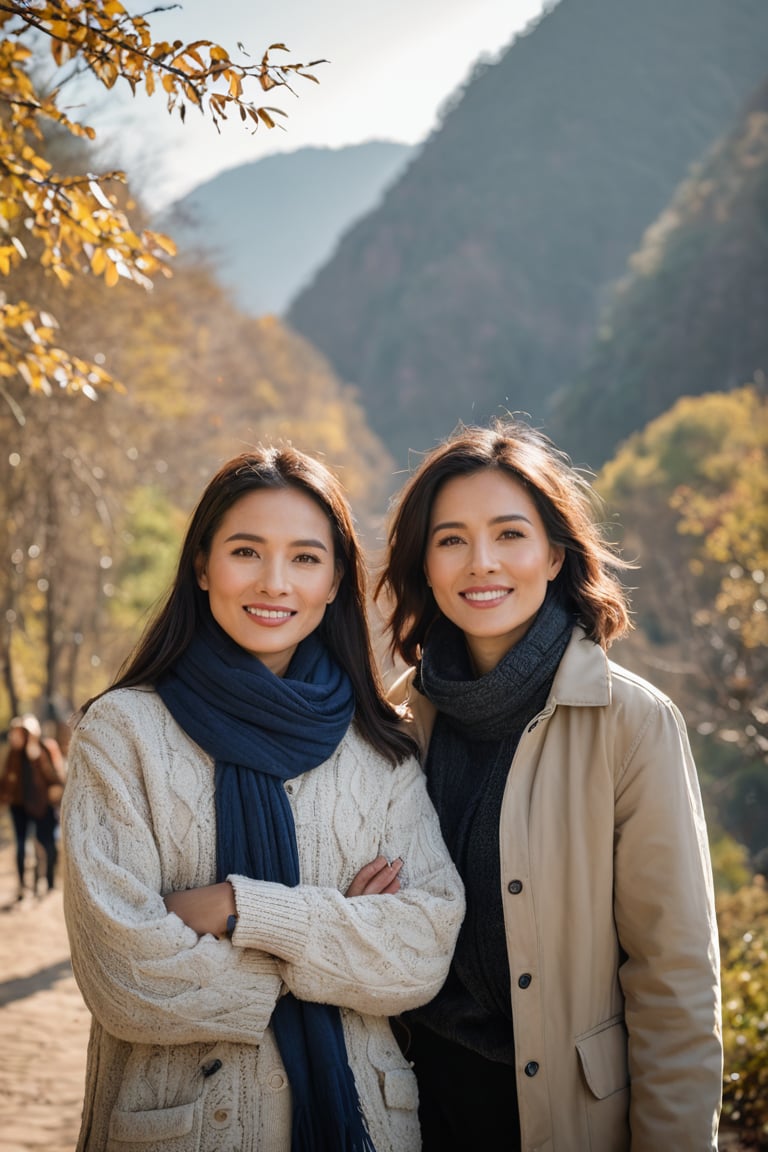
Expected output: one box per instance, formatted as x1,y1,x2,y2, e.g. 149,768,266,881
61,687,465,1152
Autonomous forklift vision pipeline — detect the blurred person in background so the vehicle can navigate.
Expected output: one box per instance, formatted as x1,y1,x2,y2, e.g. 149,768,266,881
0,713,66,899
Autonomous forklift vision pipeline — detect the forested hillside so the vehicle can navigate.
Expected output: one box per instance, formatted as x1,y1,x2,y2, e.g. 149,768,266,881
596,384,768,858
286,0,768,474
157,142,413,317
548,76,768,467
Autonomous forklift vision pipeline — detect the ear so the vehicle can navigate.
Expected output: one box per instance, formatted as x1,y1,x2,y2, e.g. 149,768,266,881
326,563,343,605
195,552,208,591
548,545,565,581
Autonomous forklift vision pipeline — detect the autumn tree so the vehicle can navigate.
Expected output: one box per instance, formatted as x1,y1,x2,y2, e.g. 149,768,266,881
598,383,768,856
0,0,323,394
0,124,396,720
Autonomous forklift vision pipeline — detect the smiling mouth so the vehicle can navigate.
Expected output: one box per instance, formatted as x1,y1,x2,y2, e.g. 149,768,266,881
461,589,510,603
245,607,295,620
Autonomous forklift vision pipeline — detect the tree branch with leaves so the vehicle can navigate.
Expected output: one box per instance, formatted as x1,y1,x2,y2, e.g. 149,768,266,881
0,0,324,397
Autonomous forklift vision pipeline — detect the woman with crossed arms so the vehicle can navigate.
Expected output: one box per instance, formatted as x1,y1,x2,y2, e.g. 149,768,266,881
62,445,464,1152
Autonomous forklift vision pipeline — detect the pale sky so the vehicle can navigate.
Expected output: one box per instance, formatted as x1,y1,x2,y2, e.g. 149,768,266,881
68,0,548,210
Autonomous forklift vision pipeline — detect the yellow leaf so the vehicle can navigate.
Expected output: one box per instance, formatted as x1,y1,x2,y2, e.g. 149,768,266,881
147,230,176,256
104,259,119,288
183,46,206,68
91,247,106,274
171,54,194,75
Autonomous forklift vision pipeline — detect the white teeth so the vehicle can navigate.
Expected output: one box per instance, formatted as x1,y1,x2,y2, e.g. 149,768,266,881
246,607,293,620
463,590,507,602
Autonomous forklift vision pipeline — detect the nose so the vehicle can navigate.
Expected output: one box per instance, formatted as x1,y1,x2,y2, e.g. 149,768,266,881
468,537,500,575
259,556,291,597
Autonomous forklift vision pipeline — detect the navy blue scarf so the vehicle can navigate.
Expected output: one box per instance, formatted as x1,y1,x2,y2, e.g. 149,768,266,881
157,614,375,1152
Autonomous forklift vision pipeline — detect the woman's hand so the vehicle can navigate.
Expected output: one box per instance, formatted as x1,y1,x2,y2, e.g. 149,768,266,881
164,860,403,937
345,855,403,897
164,881,236,939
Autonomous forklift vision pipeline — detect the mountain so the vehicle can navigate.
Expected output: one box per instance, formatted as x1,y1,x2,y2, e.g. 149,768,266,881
285,0,768,473
548,75,768,469
156,141,414,317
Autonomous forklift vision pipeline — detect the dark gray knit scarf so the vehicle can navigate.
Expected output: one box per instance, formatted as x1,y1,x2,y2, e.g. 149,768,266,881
410,587,574,1060
417,584,573,742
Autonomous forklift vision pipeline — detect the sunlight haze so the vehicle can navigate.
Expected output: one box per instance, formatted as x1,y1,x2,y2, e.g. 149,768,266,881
73,0,548,210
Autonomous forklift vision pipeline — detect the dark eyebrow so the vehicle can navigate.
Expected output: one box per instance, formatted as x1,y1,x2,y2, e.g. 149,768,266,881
223,532,330,552
430,513,532,537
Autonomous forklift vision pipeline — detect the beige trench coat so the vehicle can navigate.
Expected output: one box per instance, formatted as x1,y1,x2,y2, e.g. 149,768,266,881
390,627,722,1152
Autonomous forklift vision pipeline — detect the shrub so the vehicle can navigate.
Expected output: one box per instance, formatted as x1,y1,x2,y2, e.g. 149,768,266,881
718,877,768,1146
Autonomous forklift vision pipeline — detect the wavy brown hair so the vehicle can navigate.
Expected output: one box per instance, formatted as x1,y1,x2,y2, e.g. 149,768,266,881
376,418,634,666
82,447,416,765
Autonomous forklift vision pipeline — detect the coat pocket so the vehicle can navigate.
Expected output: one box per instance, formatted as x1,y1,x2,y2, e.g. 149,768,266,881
345,1015,421,1152
575,1016,630,1152
575,1015,628,1099
107,1098,201,1147
365,1019,419,1113
104,1043,241,1152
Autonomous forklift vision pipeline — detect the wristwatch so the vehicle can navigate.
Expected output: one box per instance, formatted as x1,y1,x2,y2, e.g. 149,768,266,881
225,913,238,939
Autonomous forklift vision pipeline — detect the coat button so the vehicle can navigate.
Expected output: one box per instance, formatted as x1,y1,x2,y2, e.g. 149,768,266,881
268,1070,287,1090
524,1061,539,1077
213,1109,229,1122
518,973,532,989
507,879,523,894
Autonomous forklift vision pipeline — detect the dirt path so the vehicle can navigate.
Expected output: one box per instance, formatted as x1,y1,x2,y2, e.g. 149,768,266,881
0,812,89,1152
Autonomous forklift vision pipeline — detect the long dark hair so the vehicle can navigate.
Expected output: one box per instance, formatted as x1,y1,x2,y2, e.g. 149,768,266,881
376,418,633,666
82,447,416,765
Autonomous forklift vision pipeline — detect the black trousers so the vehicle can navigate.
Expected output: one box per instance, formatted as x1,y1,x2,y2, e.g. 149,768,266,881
405,1019,521,1151
9,804,59,890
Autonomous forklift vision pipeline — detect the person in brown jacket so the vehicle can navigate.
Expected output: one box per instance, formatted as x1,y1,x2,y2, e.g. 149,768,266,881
0,713,66,899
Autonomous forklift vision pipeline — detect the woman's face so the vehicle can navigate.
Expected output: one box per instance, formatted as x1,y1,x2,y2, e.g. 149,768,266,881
424,468,564,675
196,487,341,677
8,725,26,750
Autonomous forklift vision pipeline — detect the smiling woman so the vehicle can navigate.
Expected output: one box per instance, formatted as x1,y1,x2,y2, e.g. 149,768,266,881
195,486,341,677
375,416,723,1151
60,444,464,1152
424,469,564,674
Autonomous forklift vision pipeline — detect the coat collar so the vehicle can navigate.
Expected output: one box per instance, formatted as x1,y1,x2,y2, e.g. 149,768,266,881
391,625,611,757
548,626,611,708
